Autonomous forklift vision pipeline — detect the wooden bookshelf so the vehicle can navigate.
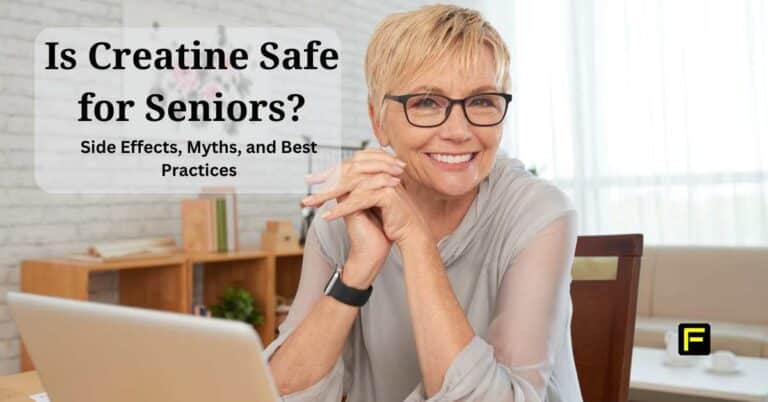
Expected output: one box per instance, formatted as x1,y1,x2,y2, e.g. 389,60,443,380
273,249,304,301
187,248,275,344
19,248,303,372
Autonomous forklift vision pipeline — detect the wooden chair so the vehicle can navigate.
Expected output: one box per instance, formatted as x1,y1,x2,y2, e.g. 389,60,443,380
570,234,643,402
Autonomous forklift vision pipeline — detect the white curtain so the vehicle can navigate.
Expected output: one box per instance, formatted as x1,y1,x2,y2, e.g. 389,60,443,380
482,0,768,245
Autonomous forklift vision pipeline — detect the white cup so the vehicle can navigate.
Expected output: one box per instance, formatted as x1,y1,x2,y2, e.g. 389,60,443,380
664,330,679,357
710,350,738,371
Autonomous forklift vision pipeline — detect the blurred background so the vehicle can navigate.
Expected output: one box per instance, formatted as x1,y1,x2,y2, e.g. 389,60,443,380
1,1,766,401
489,0,768,246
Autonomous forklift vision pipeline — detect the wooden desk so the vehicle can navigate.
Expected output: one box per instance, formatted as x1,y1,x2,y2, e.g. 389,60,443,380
0,371,43,402
20,248,304,372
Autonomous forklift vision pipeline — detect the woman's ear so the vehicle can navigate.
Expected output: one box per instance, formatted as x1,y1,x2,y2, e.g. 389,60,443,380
368,101,390,147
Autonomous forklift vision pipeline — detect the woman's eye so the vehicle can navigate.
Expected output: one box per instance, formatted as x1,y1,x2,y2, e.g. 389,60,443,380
412,97,440,108
469,97,494,107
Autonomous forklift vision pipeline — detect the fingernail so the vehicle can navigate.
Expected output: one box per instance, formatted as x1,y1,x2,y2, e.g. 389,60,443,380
302,195,313,204
396,159,407,167
321,211,331,219
389,177,401,186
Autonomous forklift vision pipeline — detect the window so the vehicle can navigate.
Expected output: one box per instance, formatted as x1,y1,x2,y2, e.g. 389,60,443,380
484,0,768,245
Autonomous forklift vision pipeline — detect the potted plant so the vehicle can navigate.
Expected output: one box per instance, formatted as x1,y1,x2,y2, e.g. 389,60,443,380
209,287,265,326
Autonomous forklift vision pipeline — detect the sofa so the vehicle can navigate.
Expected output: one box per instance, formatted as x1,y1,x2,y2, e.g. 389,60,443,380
633,246,768,357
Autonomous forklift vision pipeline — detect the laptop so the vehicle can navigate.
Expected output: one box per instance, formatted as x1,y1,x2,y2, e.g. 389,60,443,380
7,292,279,402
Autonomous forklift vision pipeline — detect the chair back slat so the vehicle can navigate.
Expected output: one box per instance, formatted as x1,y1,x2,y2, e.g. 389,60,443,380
571,234,643,402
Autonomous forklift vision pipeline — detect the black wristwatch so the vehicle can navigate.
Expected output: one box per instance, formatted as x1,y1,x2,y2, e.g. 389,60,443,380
323,265,373,307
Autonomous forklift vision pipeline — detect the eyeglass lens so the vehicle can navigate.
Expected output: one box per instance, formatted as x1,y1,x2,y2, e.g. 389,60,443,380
404,94,508,127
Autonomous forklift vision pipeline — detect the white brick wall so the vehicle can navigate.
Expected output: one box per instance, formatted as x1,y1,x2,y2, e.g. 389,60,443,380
0,0,476,374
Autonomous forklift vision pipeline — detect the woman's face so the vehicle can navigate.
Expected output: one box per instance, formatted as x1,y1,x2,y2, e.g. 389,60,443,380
373,47,504,198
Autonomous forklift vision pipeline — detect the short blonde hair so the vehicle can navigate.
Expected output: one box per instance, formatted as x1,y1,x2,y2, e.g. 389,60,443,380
364,4,511,123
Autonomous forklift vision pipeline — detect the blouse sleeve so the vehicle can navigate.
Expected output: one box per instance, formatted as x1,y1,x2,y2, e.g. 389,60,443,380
405,211,579,402
263,221,350,401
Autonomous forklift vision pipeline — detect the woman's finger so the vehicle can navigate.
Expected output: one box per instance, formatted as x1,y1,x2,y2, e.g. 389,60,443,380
346,159,404,177
304,173,399,207
355,148,407,167
322,186,400,220
322,189,380,220
303,179,356,207
356,173,401,191
304,164,340,185
303,157,403,205
304,156,403,187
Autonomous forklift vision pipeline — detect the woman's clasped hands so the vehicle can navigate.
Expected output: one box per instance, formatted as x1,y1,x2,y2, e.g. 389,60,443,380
301,148,430,288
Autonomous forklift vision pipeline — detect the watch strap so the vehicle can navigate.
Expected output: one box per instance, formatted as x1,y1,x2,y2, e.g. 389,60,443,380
324,267,373,307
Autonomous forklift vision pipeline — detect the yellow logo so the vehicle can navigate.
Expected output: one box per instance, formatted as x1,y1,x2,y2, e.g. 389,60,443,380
678,323,710,355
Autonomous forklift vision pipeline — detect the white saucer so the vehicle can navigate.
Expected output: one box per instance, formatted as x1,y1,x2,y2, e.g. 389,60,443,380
662,356,699,367
705,361,741,375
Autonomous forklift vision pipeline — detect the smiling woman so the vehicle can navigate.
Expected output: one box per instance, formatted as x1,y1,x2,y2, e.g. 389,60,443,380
264,5,583,402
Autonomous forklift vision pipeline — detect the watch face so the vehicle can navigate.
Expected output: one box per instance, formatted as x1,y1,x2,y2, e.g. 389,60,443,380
324,270,339,295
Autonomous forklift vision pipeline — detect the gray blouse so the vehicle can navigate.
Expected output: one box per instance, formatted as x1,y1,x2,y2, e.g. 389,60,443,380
265,157,583,402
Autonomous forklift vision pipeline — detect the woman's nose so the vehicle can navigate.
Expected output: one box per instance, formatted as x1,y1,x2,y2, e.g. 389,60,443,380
438,103,472,142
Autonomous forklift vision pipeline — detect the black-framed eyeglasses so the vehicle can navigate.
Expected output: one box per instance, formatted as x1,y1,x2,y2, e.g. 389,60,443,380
384,92,513,128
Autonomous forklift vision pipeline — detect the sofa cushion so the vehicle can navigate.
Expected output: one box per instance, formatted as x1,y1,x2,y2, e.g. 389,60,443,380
648,246,768,325
634,316,768,357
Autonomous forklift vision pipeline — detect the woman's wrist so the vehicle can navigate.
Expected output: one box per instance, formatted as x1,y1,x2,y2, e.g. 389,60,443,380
394,220,434,250
341,253,382,289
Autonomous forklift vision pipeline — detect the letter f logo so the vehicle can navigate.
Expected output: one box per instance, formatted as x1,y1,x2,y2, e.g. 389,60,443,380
678,323,711,355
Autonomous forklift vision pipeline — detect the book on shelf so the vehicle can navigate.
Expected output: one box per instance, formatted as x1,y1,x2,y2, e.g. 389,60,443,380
181,187,240,252
215,198,227,252
70,237,178,262
224,192,237,251
181,199,214,252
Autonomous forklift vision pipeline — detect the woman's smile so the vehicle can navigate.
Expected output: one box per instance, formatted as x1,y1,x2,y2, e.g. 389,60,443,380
423,151,479,171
